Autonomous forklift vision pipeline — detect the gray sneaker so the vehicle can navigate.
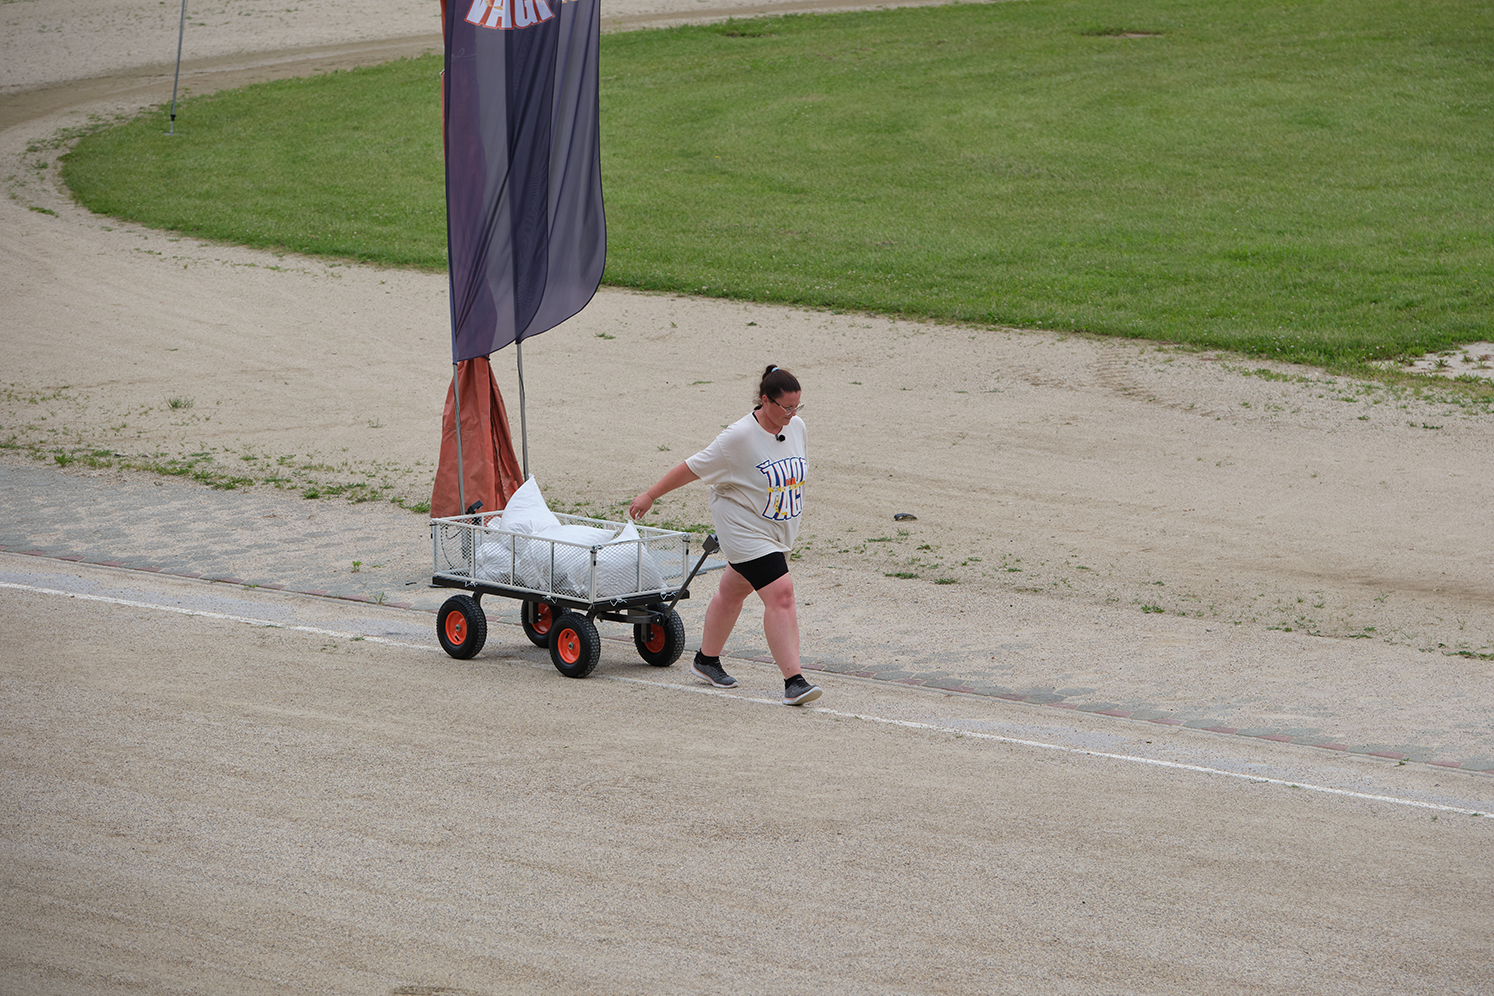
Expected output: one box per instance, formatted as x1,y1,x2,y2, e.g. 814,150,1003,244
783,674,822,706
691,652,737,688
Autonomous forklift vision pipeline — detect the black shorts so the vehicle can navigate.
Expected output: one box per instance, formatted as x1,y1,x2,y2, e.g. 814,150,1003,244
729,551,790,591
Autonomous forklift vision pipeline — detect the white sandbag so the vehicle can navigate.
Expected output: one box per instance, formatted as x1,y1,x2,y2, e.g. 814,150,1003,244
469,477,666,598
498,476,561,534
474,530,515,583
591,520,665,596
529,523,615,596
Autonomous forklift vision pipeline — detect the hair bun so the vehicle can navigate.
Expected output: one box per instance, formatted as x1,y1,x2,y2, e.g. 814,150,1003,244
757,365,801,404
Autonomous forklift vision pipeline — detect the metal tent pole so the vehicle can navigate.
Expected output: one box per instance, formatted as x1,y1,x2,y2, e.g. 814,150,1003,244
167,0,187,134
515,338,530,480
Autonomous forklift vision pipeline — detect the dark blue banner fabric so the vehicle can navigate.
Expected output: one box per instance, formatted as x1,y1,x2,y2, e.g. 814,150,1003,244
443,0,605,363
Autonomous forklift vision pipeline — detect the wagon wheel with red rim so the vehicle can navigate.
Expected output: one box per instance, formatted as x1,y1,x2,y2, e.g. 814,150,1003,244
633,606,685,667
437,595,487,659
548,611,601,678
521,600,561,647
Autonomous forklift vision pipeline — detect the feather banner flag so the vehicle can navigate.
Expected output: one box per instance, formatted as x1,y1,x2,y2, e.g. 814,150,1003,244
443,0,605,363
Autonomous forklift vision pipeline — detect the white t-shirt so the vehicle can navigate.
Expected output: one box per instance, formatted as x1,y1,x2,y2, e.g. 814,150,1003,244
685,411,807,564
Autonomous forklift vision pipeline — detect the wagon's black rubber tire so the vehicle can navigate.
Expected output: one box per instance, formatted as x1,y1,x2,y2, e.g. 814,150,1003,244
437,595,487,659
521,600,561,648
634,607,686,667
549,612,601,679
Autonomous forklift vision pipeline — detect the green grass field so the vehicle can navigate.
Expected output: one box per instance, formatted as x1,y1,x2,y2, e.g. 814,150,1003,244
61,0,1494,374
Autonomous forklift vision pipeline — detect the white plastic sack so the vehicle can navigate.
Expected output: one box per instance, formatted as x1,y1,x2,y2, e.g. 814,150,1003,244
472,478,664,597
590,520,665,597
529,522,615,595
474,529,515,583
497,476,561,534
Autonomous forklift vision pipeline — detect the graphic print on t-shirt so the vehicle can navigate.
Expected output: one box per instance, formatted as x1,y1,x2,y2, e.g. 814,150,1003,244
756,455,805,521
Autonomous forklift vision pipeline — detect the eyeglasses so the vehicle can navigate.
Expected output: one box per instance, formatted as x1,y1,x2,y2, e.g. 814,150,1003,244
771,399,805,416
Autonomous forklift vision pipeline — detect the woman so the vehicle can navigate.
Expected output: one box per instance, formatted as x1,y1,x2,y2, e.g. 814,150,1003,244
629,365,821,706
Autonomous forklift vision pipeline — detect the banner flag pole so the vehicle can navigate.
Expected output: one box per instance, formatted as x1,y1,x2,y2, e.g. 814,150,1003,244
451,363,467,515
168,0,187,134
515,339,530,481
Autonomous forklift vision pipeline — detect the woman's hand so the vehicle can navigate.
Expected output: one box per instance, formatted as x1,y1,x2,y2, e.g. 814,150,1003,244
630,463,699,520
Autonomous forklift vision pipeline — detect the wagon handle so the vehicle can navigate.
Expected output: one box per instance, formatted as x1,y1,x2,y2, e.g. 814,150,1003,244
665,534,719,613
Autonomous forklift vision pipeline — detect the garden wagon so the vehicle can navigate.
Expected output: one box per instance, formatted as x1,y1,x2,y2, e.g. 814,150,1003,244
431,510,720,678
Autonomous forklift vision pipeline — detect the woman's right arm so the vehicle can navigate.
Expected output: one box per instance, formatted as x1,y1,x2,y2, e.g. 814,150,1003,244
629,462,701,520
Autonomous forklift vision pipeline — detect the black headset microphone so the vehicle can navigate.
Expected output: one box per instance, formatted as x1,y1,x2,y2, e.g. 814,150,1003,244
777,433,785,442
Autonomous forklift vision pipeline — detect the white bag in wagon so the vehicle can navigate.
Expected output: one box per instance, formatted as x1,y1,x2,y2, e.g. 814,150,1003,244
474,478,664,597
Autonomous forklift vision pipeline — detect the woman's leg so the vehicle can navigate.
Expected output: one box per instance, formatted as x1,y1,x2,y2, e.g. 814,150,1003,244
700,566,754,657
756,572,801,679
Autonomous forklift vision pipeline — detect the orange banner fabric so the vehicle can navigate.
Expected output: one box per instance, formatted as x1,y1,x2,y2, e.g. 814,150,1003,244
430,357,525,518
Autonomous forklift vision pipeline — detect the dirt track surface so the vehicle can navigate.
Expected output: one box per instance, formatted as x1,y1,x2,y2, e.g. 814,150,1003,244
3,560,1492,995
2,0,1493,992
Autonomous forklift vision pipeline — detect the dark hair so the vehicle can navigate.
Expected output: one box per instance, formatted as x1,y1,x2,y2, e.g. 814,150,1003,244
756,365,800,406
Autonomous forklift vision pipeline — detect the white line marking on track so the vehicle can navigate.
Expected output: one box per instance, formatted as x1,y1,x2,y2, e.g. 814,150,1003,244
0,581,442,653
808,705,1490,817
604,675,1491,818
7,580,1486,818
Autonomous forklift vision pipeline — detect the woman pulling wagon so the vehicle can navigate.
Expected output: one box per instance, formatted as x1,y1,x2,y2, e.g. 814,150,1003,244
629,365,822,706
